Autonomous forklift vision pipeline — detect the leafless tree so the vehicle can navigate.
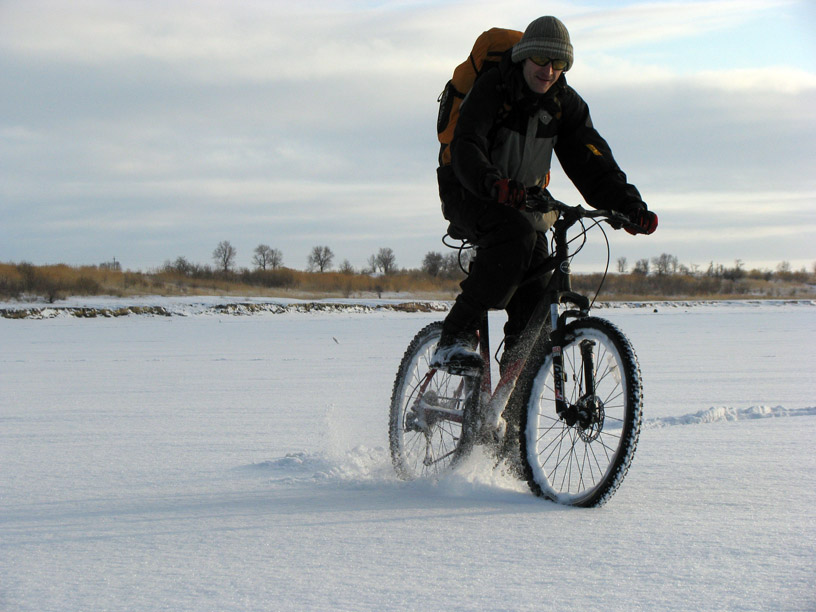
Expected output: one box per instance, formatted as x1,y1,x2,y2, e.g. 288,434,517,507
253,245,283,270
373,247,397,275
166,256,193,275
366,254,378,274
633,258,650,276
308,245,334,272
422,251,444,277
442,250,474,277
212,240,237,273
616,257,628,274
652,253,679,276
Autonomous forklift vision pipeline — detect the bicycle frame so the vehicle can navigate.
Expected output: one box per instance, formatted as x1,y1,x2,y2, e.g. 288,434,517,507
417,201,635,447
475,209,592,437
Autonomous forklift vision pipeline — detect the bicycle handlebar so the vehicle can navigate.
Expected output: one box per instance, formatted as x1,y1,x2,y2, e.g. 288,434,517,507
524,191,646,234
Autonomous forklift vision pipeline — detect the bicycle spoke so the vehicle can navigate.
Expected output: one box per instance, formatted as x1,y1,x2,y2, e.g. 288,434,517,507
390,322,482,481
538,425,570,466
427,444,457,468
523,319,642,506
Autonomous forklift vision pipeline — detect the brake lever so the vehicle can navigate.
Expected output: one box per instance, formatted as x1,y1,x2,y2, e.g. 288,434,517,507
524,191,567,214
605,211,637,232
606,216,624,230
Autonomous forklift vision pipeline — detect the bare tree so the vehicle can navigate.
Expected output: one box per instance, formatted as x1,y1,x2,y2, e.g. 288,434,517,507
253,245,283,270
212,240,237,273
339,259,355,274
723,259,746,281
169,256,193,275
422,251,444,277
633,258,650,276
707,261,725,277
616,256,628,274
270,248,283,270
652,253,678,276
442,250,473,277
366,254,378,274
373,247,397,275
308,245,334,272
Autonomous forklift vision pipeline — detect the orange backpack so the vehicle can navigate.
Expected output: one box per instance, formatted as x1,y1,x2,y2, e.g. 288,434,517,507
436,28,522,166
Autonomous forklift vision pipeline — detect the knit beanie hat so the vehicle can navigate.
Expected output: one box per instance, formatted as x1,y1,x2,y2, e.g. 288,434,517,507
511,16,574,71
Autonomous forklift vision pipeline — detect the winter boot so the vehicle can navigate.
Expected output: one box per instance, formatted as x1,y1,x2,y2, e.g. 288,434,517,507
430,295,484,376
430,330,483,376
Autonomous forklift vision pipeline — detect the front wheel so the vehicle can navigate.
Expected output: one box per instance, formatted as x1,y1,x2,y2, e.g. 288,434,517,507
389,322,480,480
520,317,642,507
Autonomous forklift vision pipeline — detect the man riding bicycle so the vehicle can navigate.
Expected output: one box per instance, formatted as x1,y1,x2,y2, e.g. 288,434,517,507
431,15,658,373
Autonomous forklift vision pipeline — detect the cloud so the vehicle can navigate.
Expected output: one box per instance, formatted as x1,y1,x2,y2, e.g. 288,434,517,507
568,0,795,50
697,67,816,94
0,0,814,272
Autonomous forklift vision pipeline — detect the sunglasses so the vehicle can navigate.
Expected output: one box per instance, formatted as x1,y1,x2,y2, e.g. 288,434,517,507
529,56,568,71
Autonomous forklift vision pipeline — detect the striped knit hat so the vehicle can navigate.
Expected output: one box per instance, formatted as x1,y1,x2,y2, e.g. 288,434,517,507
511,16,574,71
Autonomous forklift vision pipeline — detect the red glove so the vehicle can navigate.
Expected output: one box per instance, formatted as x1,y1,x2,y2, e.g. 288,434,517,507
625,209,658,235
493,179,526,209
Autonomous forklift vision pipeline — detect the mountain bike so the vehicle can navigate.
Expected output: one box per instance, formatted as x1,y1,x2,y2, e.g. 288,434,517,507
389,195,644,507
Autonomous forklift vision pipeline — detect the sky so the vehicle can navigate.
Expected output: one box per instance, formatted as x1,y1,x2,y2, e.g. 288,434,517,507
1,0,814,273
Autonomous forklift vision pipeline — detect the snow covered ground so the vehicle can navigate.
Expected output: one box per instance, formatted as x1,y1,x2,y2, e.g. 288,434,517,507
1,299,814,611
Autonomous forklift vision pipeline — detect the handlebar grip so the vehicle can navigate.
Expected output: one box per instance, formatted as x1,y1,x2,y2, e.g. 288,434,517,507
605,216,625,230
524,191,567,214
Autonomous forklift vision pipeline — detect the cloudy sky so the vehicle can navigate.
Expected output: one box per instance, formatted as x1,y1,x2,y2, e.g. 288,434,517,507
1,0,814,273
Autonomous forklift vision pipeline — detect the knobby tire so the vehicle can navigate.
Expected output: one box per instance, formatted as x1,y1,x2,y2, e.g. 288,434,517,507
389,322,481,480
519,317,642,507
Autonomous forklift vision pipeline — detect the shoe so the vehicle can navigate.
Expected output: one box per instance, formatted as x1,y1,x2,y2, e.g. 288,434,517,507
430,332,483,376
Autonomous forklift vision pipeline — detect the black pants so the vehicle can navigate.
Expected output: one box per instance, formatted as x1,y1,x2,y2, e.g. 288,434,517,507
440,175,549,340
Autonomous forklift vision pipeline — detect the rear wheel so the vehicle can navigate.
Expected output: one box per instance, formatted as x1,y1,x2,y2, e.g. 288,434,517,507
520,317,642,506
389,322,480,480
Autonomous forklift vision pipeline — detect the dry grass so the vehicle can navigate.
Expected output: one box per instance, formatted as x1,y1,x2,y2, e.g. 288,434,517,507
1,261,813,303
0,262,464,302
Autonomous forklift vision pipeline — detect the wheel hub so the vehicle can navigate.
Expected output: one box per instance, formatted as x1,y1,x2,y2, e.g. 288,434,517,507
576,395,604,442
406,390,450,434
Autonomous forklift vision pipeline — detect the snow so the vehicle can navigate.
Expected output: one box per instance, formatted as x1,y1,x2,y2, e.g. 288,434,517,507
1,299,814,611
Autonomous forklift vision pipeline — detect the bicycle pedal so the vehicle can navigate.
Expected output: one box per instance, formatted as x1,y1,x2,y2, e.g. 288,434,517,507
440,364,481,377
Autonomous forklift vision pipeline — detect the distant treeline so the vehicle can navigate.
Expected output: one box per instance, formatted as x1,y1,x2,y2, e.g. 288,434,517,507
1,255,813,303
0,261,463,303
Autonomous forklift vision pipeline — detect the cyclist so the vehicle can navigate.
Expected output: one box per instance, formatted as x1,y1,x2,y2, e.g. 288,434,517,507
431,15,658,373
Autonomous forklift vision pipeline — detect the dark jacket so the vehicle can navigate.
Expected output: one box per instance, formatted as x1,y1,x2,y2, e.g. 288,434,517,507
439,55,645,232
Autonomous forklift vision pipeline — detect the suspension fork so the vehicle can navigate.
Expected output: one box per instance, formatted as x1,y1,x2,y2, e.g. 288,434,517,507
548,218,577,417
550,302,569,417
580,339,597,397
548,295,590,415
551,305,597,426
